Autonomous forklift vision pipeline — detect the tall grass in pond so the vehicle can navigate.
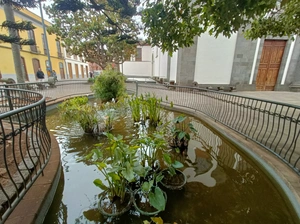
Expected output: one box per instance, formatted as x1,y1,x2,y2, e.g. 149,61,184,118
128,94,163,127
128,96,141,122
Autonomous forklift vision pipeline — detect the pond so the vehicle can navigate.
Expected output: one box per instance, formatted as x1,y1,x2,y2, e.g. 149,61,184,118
43,101,297,224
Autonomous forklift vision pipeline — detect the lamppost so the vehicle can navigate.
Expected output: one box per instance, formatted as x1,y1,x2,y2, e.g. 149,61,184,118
39,0,52,76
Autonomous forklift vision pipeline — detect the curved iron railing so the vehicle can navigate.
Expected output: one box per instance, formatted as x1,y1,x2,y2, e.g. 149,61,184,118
0,88,51,222
126,82,300,175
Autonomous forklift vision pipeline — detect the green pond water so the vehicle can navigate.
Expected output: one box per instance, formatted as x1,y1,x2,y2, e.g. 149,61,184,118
43,103,297,224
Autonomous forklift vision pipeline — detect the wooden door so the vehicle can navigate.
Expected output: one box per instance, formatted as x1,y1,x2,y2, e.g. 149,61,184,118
75,64,79,78
59,62,65,79
81,65,84,78
32,58,40,81
256,40,286,91
68,63,73,79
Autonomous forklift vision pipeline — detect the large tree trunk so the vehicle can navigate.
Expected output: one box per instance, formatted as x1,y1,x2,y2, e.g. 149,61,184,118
3,4,25,83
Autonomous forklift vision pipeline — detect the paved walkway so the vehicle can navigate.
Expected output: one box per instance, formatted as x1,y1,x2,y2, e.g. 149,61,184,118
231,91,300,107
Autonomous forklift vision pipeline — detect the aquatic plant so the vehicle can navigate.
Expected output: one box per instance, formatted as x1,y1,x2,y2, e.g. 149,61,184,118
91,67,126,102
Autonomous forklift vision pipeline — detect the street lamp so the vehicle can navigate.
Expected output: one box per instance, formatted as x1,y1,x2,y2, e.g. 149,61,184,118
39,0,52,76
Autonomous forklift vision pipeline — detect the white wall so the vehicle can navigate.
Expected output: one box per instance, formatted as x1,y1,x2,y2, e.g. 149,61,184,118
141,46,152,61
169,51,178,82
153,47,168,78
194,32,237,84
64,48,89,79
159,51,168,78
122,61,152,76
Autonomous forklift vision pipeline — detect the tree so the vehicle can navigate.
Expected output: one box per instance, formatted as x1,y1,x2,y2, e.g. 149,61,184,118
141,0,299,54
0,0,37,83
45,0,140,69
45,5,138,69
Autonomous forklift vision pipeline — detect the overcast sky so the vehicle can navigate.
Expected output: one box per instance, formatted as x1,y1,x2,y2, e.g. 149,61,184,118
28,1,52,23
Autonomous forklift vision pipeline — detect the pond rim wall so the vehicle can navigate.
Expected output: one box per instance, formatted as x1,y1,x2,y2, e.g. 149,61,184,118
6,95,300,223
163,103,300,222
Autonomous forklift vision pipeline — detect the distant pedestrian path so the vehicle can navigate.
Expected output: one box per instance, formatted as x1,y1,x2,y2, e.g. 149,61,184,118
231,91,300,107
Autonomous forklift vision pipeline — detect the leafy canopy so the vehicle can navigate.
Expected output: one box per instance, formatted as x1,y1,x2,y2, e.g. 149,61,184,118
141,0,299,54
46,0,140,68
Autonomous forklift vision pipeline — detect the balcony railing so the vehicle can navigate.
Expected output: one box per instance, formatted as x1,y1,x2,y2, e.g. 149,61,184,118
57,52,63,58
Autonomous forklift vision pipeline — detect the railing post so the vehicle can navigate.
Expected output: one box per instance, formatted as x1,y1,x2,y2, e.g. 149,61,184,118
135,81,138,97
5,88,13,111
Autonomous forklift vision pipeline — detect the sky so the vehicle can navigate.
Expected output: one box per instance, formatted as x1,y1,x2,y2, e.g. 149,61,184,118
28,1,53,22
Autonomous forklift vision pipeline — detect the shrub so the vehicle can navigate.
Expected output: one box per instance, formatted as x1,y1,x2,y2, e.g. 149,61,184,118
91,68,126,102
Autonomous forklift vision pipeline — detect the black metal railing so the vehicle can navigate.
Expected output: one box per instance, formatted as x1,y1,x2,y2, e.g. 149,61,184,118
0,88,51,222
0,80,93,103
128,82,300,175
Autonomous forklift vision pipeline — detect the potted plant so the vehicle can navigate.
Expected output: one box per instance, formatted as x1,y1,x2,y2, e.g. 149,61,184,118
88,133,137,217
160,153,187,190
169,115,197,154
132,172,167,216
131,131,167,171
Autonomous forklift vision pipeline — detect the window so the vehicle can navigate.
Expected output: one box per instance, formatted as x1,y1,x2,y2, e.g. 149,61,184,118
56,41,62,58
28,30,37,52
136,48,142,61
41,34,47,54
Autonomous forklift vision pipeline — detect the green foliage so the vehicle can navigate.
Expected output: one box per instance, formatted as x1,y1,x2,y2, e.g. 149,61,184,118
169,115,197,152
140,172,166,211
128,96,141,122
128,94,163,127
163,153,183,176
141,0,300,54
89,132,138,201
45,1,139,68
0,8,36,45
91,68,126,102
52,0,139,17
0,0,38,8
245,0,300,39
132,131,167,169
87,77,95,83
58,96,99,133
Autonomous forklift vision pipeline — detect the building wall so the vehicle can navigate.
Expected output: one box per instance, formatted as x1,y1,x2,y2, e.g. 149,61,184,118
288,37,300,84
169,51,178,82
120,45,152,77
176,36,198,85
230,32,257,90
122,62,152,76
0,7,89,82
64,49,89,79
231,31,300,91
194,32,237,85
141,45,152,61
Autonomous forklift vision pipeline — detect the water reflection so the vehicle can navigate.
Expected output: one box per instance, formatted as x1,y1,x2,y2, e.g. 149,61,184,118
45,109,297,224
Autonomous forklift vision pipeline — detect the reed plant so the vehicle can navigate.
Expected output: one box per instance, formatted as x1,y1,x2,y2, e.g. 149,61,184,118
128,96,141,122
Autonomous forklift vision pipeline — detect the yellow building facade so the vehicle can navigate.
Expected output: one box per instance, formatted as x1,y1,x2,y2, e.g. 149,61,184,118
0,6,66,82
